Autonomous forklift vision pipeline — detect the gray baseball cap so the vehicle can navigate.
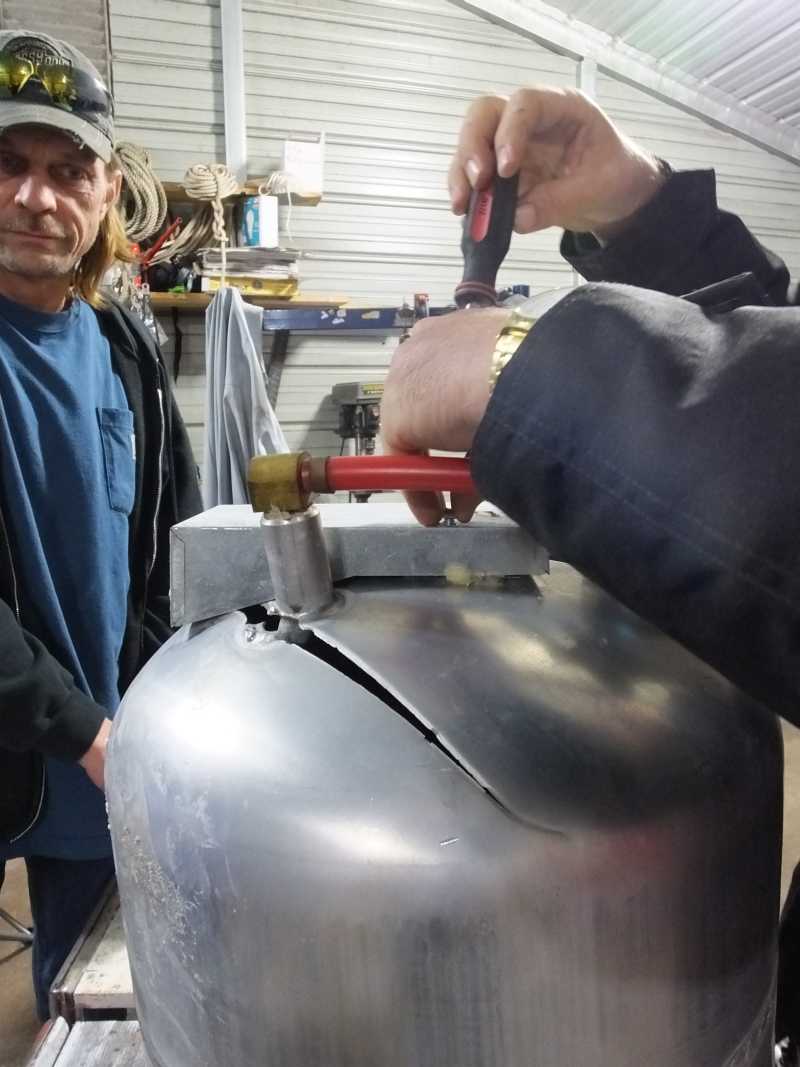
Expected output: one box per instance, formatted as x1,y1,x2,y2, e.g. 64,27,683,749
0,30,114,162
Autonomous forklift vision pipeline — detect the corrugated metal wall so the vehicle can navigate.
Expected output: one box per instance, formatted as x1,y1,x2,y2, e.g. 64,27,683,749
108,0,800,466
241,0,575,455
109,0,225,459
597,75,800,274
110,0,224,180
1,1,111,85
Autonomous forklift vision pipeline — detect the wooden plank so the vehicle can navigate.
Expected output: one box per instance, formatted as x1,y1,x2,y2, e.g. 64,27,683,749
54,1021,149,1067
27,1018,70,1067
162,180,321,206
150,291,349,310
73,909,135,1020
49,885,118,1023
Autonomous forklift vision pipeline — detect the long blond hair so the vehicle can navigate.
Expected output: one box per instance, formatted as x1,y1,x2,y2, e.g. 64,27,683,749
74,202,133,308
74,158,135,308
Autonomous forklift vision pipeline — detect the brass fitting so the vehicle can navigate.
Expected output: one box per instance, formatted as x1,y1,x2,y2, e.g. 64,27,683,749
248,452,312,514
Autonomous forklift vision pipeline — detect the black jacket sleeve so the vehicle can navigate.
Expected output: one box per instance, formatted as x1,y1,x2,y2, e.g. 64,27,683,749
140,387,202,664
0,597,106,759
561,169,800,306
471,283,800,723
104,301,202,686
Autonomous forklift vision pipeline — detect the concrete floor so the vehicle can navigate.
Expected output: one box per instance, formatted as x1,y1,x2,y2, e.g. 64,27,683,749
0,859,39,1067
3,722,800,1066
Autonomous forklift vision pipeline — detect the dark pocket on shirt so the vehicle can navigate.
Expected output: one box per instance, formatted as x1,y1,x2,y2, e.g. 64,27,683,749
97,408,135,514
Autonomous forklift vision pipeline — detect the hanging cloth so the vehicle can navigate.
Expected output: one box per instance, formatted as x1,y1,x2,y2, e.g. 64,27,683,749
203,286,289,506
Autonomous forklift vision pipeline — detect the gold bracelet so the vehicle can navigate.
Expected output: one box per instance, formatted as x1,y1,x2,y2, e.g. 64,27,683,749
489,308,537,393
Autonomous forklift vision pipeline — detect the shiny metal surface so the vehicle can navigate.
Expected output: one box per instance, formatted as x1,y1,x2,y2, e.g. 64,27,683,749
108,566,781,1067
308,570,775,831
261,506,334,616
169,503,548,626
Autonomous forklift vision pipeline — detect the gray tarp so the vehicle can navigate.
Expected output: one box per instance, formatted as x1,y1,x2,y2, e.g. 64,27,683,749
203,286,288,506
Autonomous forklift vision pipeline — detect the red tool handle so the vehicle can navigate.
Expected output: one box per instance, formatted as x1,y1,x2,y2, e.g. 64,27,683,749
141,216,183,267
308,455,476,495
454,173,519,309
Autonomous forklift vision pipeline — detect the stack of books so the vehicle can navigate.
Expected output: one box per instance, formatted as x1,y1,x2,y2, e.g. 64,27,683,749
198,247,299,297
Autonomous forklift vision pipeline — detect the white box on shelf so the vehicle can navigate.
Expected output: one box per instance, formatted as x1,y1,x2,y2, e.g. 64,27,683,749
283,132,325,198
240,194,279,248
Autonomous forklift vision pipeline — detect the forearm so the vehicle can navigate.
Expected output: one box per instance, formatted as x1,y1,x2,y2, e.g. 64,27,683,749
472,283,800,722
562,169,799,306
0,597,107,760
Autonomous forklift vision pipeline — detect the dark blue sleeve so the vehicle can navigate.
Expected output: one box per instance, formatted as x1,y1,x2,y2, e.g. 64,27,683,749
471,283,800,722
561,169,799,306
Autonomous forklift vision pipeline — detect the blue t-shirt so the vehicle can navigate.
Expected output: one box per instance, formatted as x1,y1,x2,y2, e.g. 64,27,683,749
0,293,133,859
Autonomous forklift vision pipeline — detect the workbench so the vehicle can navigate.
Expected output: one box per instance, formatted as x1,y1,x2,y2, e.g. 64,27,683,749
49,888,134,1023
28,1021,149,1067
31,897,149,1066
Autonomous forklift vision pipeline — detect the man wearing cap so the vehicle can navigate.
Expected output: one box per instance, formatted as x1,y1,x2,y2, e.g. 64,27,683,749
0,31,200,1018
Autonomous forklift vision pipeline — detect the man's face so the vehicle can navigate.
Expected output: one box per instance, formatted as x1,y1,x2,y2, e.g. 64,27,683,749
0,125,120,280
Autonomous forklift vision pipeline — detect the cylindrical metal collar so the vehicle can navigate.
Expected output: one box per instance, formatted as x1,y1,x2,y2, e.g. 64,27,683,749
261,505,334,617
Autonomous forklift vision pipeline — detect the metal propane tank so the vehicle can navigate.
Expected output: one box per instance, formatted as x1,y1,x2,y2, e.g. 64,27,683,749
107,490,781,1067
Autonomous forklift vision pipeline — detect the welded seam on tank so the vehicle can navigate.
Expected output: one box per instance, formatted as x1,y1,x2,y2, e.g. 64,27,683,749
300,625,564,837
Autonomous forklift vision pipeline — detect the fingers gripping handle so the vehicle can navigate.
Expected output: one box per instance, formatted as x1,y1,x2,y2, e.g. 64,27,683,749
455,173,519,309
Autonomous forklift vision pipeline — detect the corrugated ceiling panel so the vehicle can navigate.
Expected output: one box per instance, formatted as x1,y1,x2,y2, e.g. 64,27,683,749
0,1,110,85
598,72,800,278
537,0,800,130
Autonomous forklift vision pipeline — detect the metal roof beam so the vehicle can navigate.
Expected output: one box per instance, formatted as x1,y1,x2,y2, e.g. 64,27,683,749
220,0,248,184
449,0,800,165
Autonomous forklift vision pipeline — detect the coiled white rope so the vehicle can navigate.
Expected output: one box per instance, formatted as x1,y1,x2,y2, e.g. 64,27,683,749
259,170,296,249
116,142,168,243
183,163,240,283
147,163,241,282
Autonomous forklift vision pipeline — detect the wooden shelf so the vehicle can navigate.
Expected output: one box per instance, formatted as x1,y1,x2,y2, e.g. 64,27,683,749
161,181,321,207
150,291,348,311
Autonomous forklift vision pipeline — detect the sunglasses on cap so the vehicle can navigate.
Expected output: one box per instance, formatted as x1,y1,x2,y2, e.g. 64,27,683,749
0,51,112,117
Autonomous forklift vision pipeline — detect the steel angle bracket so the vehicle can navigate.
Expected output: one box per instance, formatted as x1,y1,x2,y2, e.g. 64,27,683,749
170,502,548,626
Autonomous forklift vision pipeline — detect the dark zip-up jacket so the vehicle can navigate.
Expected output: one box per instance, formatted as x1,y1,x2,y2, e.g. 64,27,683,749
471,167,800,725
471,165,800,1046
0,299,201,840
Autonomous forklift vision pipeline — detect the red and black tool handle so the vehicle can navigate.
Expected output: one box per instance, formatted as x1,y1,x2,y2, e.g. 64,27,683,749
454,173,519,309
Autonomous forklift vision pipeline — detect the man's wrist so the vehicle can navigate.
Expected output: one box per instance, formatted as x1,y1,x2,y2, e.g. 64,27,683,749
592,156,671,246
78,718,111,765
78,718,112,791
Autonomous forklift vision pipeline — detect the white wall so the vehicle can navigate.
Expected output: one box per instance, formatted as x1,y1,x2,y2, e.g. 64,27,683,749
109,0,800,466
